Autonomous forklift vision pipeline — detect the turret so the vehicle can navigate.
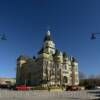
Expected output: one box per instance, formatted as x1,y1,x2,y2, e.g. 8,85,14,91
71,57,79,85
43,30,55,55
53,49,63,63
17,55,27,67
53,49,63,86
63,52,69,63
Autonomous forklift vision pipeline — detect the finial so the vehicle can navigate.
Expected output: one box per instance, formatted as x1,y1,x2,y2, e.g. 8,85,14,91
47,30,51,36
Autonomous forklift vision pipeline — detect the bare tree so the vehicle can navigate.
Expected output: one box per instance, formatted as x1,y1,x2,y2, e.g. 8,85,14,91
79,71,87,80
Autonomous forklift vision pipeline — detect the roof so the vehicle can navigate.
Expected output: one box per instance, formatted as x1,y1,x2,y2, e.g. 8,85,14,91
71,57,77,62
63,52,67,58
17,55,34,62
53,49,60,57
44,30,53,42
38,47,44,54
17,55,28,61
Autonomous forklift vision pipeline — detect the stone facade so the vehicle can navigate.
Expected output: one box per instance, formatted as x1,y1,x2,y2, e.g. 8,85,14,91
16,31,79,86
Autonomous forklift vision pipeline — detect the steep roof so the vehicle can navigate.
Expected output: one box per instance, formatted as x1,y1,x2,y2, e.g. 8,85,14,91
38,47,44,54
63,52,67,58
44,30,53,42
17,55,28,61
53,49,60,57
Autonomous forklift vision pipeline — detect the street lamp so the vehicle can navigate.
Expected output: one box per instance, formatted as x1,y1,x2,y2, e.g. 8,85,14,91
0,34,7,40
91,33,100,40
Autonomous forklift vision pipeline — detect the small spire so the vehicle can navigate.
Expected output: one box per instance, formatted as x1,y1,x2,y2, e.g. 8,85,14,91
63,52,67,58
47,30,51,36
44,30,52,42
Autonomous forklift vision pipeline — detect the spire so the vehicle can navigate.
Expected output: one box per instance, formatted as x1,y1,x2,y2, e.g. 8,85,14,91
63,52,67,58
71,56,77,62
44,30,52,42
47,30,51,36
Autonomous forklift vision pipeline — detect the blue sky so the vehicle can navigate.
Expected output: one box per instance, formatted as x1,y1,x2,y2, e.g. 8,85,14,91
0,0,100,78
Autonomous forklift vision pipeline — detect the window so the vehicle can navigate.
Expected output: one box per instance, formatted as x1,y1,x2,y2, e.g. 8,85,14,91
63,76,68,83
50,50,53,54
63,65,67,70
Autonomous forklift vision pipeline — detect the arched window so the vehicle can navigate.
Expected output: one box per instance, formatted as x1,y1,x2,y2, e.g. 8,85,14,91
63,76,68,83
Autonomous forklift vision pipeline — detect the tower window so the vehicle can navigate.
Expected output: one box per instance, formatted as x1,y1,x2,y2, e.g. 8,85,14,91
50,50,53,54
63,65,67,70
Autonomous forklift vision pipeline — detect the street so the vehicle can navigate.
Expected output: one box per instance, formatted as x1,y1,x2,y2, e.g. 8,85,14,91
0,89,100,100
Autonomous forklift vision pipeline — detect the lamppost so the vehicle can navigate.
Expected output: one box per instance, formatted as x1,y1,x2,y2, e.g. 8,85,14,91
91,33,100,40
0,34,7,40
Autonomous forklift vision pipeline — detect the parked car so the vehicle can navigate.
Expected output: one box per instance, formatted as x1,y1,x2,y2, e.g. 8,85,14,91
95,86,100,89
66,85,81,91
16,85,32,91
0,84,8,89
8,84,17,90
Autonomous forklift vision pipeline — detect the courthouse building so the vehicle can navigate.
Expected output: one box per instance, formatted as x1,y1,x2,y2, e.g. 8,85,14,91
16,31,79,86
